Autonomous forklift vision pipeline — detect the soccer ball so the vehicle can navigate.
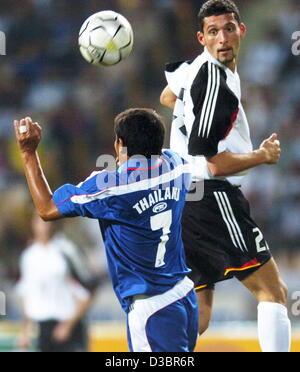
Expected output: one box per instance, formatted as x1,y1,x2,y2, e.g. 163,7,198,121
78,10,134,67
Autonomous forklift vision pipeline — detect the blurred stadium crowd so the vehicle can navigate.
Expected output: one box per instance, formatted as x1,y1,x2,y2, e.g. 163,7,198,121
0,0,299,322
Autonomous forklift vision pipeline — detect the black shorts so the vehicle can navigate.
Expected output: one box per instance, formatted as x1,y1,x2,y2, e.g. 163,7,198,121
38,320,88,352
182,180,272,292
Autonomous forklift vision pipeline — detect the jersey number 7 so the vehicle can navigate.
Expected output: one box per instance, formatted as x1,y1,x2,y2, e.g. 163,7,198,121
150,210,172,268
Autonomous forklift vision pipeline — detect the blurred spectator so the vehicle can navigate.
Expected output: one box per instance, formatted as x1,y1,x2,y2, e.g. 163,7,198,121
16,214,102,352
242,24,288,86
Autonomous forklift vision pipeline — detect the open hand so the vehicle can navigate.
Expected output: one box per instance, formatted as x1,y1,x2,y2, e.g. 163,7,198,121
14,117,42,154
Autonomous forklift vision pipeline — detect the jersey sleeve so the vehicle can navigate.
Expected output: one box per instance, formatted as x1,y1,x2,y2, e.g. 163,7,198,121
188,62,239,157
165,61,191,97
52,170,119,220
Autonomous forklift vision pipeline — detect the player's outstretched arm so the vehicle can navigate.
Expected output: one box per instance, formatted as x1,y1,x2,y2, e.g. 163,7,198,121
160,85,177,110
207,134,281,177
14,117,63,221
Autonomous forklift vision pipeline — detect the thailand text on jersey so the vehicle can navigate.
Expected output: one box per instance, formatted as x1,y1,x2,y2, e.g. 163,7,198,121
53,150,192,312
165,48,253,186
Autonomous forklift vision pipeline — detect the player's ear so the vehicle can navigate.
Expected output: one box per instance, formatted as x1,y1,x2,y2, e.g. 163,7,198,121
118,138,127,155
239,23,247,39
114,137,121,154
197,31,206,47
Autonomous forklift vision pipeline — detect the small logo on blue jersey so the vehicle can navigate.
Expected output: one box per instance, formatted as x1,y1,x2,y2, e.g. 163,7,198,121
153,202,168,214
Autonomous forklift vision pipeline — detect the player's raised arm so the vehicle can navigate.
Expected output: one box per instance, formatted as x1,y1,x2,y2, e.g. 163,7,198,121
14,117,62,221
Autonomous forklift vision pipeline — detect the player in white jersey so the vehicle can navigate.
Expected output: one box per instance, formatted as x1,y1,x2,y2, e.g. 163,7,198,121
160,0,291,352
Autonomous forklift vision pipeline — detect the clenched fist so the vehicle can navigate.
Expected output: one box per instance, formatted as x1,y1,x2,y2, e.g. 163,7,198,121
259,133,281,165
14,117,42,154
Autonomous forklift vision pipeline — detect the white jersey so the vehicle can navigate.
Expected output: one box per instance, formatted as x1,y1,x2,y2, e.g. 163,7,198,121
17,234,92,322
165,48,253,186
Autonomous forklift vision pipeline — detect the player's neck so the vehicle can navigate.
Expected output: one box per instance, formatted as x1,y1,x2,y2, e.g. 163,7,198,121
205,48,238,73
226,60,237,73
118,156,130,167
35,235,52,246
222,56,238,73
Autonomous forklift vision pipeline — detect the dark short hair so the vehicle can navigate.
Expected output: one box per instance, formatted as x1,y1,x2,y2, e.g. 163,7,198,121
114,108,165,158
198,0,241,32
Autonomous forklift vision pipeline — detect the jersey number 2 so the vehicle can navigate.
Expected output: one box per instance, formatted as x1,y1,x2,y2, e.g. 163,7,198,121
151,210,172,268
253,228,269,253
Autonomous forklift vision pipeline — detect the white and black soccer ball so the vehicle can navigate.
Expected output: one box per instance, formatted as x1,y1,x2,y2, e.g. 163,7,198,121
78,10,134,67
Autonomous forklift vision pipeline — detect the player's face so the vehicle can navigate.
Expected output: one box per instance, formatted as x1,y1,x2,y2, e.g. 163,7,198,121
197,13,246,70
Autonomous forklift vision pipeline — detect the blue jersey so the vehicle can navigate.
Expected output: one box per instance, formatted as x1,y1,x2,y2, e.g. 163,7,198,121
53,150,192,312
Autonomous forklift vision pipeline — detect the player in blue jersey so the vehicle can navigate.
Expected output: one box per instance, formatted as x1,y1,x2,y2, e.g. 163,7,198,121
14,109,199,352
